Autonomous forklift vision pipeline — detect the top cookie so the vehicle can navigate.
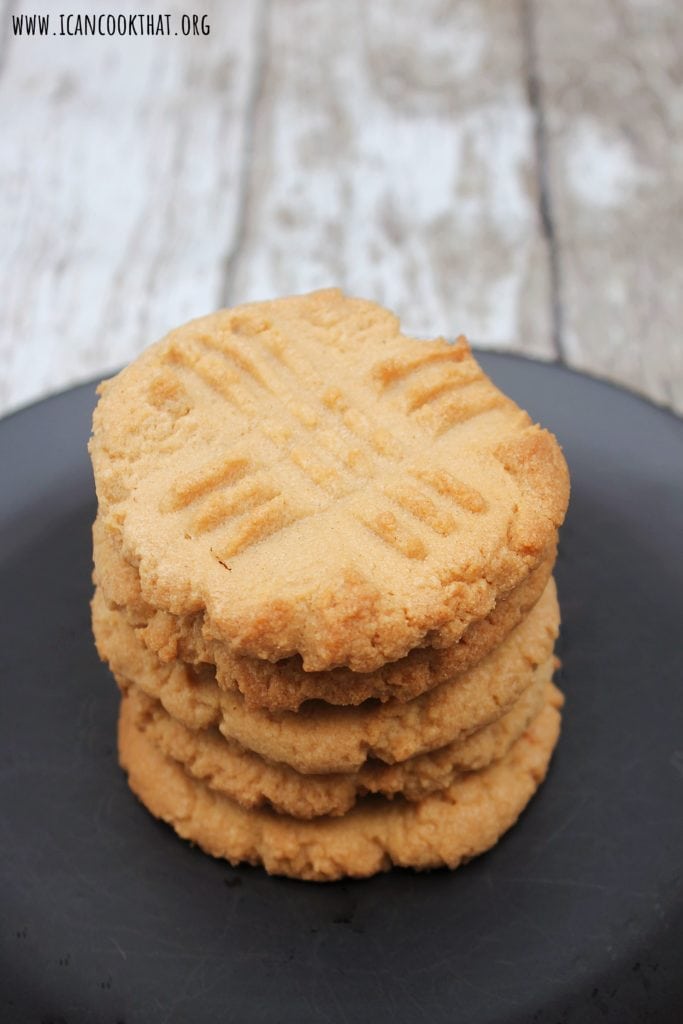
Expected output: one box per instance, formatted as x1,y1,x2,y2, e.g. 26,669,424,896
90,289,569,671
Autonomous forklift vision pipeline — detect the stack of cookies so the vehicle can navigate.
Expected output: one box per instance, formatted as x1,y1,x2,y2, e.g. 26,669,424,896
90,289,569,881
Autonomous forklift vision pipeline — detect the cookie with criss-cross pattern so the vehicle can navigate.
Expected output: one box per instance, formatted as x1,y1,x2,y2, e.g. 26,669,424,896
91,291,570,882
90,289,569,672
93,514,557,710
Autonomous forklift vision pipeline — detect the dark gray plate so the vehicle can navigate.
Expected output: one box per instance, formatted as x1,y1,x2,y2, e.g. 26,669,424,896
1,355,682,1024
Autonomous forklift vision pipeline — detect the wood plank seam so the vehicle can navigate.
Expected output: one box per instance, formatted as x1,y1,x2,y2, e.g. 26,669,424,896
220,0,270,308
519,0,566,362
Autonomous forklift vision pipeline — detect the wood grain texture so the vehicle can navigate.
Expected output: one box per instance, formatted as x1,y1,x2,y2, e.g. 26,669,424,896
0,0,680,417
0,0,262,414
228,0,554,356
534,0,683,414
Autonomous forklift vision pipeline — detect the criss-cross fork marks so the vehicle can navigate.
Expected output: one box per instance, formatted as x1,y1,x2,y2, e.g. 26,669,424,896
156,330,493,562
164,341,245,411
410,469,487,515
358,510,428,561
191,480,280,536
215,495,304,560
385,482,458,537
406,371,480,412
371,339,470,387
165,456,251,512
372,340,510,434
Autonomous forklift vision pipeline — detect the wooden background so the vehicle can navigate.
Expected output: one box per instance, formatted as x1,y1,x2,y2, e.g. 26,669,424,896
2,0,681,417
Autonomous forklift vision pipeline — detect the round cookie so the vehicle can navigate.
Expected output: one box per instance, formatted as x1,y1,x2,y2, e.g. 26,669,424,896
92,578,560,774
90,289,569,672
93,515,556,711
118,692,563,881
125,672,559,818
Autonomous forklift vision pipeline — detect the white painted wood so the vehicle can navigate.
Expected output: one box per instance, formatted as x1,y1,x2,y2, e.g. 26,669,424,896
228,0,555,357
1,0,681,417
536,0,683,414
0,0,262,414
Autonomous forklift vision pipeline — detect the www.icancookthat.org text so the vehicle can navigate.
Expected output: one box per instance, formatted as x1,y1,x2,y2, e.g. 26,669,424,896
12,12,210,37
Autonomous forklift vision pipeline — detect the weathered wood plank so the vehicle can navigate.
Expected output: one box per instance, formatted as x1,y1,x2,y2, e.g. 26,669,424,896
535,0,683,414
228,0,555,358
3,0,680,417
0,0,262,415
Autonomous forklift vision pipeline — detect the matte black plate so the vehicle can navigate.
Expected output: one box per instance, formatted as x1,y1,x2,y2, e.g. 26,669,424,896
1,355,682,1024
